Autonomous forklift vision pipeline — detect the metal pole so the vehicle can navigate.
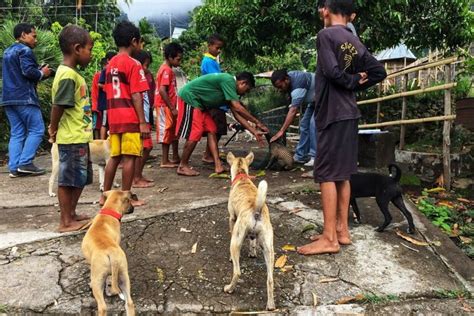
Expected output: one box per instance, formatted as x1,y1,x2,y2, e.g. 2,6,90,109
169,13,172,40
95,10,98,32
442,64,452,190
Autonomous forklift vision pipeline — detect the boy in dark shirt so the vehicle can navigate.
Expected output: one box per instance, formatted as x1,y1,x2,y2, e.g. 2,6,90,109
297,0,386,255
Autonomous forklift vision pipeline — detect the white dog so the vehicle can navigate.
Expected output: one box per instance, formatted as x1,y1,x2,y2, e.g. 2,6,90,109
48,139,111,197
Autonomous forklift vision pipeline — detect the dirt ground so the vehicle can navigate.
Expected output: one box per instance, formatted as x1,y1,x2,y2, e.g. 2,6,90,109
0,137,473,314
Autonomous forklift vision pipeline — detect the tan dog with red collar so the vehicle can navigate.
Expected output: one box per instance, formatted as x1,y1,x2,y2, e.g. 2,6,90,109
81,190,135,316
224,152,275,311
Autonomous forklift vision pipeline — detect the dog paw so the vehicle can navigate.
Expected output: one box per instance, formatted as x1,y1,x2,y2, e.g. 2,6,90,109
223,285,234,293
49,192,56,197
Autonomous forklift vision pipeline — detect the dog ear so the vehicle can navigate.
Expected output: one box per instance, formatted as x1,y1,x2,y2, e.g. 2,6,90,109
245,151,254,165
227,152,235,165
102,190,112,202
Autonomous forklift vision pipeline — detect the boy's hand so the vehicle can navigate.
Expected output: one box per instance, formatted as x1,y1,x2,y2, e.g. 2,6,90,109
270,130,284,143
139,122,150,139
254,131,267,147
358,72,368,85
48,125,57,143
41,64,52,78
256,122,269,133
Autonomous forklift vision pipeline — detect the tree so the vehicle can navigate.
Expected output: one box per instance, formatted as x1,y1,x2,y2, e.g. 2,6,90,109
191,0,474,62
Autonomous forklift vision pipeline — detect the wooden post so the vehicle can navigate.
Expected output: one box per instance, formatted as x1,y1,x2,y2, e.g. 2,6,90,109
443,64,452,190
399,73,408,149
376,85,382,123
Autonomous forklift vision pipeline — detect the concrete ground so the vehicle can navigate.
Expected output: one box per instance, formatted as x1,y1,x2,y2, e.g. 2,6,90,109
0,138,473,315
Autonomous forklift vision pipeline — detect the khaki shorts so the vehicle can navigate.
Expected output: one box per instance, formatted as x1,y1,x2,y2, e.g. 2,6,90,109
110,132,142,157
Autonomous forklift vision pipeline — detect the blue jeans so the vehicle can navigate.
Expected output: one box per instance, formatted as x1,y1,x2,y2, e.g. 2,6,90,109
4,105,45,172
294,105,316,162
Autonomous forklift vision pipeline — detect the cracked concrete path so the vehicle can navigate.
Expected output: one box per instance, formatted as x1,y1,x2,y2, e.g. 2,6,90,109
0,140,473,314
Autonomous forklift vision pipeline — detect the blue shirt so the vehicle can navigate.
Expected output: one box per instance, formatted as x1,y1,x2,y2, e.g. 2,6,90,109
288,71,316,108
1,42,43,106
200,53,229,112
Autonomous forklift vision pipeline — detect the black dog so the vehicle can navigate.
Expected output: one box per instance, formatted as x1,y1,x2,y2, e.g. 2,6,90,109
350,164,415,234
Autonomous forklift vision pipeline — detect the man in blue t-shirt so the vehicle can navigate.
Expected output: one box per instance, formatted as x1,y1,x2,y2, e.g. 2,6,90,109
271,69,317,168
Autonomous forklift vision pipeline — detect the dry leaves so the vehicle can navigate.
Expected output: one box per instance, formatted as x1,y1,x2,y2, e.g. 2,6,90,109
336,294,365,304
280,265,294,273
180,228,192,233
312,292,318,306
157,187,168,193
274,255,288,268
282,244,297,252
191,242,198,254
395,230,429,246
319,277,339,283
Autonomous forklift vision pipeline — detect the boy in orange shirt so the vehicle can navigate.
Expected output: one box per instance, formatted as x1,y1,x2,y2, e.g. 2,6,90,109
155,42,184,167
102,21,150,206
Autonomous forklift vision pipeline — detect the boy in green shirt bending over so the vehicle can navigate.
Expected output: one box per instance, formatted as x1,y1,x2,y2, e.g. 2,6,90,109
48,25,94,232
176,72,268,176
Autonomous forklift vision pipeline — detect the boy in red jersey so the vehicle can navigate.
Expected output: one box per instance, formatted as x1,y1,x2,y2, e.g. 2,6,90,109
155,42,183,168
102,21,150,206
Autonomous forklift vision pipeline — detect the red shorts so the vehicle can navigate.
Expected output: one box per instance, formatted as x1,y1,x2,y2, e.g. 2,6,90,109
156,106,177,144
176,98,217,142
143,123,153,149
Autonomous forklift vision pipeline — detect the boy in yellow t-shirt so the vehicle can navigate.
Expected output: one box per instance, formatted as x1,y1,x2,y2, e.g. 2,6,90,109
48,25,94,233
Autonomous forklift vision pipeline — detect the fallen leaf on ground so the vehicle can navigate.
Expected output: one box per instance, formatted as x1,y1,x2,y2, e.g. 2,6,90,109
400,242,420,252
437,200,454,208
275,255,287,268
209,173,230,179
282,244,296,252
301,223,317,234
432,240,442,247
180,228,192,233
255,170,266,177
395,230,429,246
336,294,365,304
156,267,165,283
426,187,445,193
191,242,198,254
460,236,472,244
319,277,339,283
457,197,471,204
312,292,318,306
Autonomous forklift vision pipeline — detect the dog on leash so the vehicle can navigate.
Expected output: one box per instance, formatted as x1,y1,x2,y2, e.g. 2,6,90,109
224,152,275,311
81,190,135,316
350,164,415,234
49,139,111,197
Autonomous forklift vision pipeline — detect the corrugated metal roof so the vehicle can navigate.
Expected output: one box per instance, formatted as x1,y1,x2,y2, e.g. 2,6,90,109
376,44,417,62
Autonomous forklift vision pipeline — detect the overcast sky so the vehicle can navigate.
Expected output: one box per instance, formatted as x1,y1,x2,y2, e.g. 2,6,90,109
118,0,202,22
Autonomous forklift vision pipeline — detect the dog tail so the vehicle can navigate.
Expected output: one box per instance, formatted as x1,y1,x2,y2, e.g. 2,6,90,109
389,164,402,182
255,180,268,218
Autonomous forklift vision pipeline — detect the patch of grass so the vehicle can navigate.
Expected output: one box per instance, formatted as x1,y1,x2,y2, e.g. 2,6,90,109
434,289,472,299
0,304,8,313
362,294,399,304
300,187,316,195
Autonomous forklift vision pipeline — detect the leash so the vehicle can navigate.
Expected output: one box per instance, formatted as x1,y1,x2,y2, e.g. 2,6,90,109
99,208,122,221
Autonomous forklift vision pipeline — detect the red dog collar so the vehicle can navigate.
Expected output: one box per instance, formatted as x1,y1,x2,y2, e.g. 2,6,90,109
99,208,122,221
231,173,252,186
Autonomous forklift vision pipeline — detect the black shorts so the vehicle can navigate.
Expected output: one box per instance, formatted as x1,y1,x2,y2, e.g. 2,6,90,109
314,119,358,183
209,108,228,136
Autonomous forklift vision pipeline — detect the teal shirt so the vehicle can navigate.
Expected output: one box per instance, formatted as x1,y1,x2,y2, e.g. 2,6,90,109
178,73,239,110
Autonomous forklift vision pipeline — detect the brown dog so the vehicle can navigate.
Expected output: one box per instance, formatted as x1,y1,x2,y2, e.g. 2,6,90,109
224,152,275,311
81,190,135,316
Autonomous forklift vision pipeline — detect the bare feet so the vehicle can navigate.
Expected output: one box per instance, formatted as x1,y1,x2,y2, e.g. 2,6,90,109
310,232,352,245
170,159,181,164
73,213,90,221
132,179,155,188
215,164,229,174
58,219,89,233
297,237,340,255
160,162,179,168
143,177,154,183
301,171,313,178
177,166,200,176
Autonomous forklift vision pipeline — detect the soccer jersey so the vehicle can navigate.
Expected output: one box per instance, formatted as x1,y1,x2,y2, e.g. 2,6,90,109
52,65,92,144
104,53,149,133
201,53,221,75
178,73,239,110
91,71,100,112
154,63,177,108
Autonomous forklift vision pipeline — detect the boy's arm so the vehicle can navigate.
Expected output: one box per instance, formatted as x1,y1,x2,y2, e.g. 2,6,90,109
48,106,64,143
131,92,149,137
318,33,362,90
159,85,177,116
18,48,43,82
270,107,299,143
355,52,387,91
